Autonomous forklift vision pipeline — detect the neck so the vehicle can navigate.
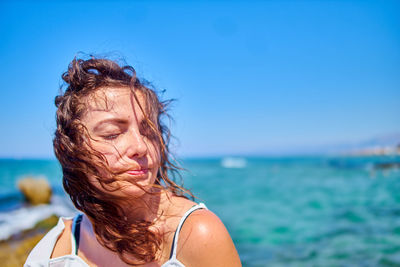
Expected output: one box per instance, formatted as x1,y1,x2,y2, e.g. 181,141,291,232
122,187,164,222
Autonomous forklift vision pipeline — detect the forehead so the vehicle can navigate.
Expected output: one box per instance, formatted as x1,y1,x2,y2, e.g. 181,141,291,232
85,86,146,113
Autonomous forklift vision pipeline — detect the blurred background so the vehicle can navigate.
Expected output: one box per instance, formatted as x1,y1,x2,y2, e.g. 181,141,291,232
0,0,399,266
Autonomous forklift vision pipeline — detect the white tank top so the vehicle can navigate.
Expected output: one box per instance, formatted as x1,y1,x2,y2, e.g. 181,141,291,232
24,203,207,267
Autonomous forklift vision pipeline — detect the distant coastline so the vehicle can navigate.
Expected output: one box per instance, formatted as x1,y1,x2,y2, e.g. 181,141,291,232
345,145,400,156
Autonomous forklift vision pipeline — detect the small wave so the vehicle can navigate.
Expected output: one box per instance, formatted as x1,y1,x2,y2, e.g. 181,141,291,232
221,157,247,168
0,195,76,240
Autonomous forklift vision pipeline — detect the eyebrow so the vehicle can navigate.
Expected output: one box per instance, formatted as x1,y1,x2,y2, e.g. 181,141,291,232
93,118,128,132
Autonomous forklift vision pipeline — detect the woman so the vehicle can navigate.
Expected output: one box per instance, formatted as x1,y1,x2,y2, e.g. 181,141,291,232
24,56,241,267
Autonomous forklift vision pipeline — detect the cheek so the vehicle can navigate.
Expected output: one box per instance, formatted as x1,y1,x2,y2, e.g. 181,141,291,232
89,140,123,169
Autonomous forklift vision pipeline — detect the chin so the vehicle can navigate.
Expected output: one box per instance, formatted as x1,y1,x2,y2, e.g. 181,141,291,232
119,185,148,197
117,177,156,198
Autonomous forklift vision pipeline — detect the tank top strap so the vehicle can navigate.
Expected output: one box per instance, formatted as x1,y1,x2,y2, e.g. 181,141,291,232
169,203,207,259
71,213,83,255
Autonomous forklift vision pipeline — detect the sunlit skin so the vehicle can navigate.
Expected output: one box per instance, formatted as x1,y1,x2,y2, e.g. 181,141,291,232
51,86,242,266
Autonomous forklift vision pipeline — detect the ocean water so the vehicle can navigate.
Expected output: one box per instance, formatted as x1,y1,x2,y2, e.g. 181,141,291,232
1,156,400,266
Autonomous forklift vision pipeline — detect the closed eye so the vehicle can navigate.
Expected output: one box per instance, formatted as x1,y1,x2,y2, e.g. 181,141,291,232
102,133,120,140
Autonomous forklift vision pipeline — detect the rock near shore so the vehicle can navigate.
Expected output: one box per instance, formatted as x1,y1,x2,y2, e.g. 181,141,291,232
17,177,52,205
0,215,59,267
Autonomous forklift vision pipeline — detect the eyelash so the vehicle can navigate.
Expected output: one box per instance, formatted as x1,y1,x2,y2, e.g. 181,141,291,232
102,133,120,140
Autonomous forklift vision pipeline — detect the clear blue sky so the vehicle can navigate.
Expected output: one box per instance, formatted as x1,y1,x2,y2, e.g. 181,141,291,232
0,0,399,158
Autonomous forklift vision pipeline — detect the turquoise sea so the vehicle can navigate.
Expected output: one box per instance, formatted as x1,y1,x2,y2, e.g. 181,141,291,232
1,156,400,266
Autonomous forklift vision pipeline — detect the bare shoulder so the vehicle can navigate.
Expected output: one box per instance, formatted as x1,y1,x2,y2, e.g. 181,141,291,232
176,208,242,267
51,218,73,258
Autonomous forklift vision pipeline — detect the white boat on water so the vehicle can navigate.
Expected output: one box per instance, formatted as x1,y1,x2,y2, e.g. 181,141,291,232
221,157,247,168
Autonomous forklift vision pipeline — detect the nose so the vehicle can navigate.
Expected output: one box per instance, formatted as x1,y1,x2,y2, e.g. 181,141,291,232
124,127,148,159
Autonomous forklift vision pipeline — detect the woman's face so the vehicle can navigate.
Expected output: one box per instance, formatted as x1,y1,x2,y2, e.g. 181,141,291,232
81,86,160,197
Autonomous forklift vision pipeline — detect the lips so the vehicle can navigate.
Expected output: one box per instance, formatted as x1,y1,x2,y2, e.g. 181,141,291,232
126,169,149,176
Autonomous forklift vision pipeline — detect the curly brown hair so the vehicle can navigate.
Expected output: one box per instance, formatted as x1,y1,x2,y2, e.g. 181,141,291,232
53,55,191,265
